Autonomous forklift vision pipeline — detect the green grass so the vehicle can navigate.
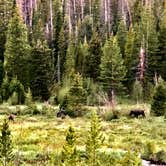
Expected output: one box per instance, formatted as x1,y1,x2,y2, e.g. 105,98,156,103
0,104,165,165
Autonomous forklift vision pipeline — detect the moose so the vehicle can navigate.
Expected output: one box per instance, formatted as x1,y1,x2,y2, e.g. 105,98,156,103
8,114,15,121
129,109,145,118
56,108,67,119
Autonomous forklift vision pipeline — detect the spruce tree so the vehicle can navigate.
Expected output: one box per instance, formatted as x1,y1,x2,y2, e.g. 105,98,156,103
140,6,159,82
56,23,69,83
158,3,166,80
1,76,10,102
30,19,54,100
92,0,101,29
76,39,90,75
63,33,75,80
61,126,77,166
66,73,87,117
0,118,13,166
53,0,63,68
4,5,30,88
151,78,166,116
124,25,141,92
84,30,101,81
0,0,13,86
9,77,25,104
116,19,127,58
100,36,126,99
86,111,104,166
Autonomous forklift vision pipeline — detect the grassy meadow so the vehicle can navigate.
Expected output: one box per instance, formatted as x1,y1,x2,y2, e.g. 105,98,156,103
0,103,165,165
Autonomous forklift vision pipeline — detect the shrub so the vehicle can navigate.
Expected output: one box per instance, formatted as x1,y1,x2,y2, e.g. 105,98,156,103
151,78,166,116
25,88,33,106
1,76,10,102
120,151,142,166
8,92,18,105
9,77,25,104
0,118,14,166
61,126,78,166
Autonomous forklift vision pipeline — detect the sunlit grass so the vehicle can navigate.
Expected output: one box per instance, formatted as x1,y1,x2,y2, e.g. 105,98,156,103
0,103,165,165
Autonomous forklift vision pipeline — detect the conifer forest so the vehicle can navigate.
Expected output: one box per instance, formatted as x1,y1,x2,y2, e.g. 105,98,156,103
0,0,166,165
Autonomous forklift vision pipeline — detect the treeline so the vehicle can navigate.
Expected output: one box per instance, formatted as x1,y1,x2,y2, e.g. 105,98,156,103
0,0,166,105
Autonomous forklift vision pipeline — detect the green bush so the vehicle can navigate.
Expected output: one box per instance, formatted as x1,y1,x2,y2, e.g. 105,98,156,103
8,92,18,105
9,77,25,104
151,78,166,116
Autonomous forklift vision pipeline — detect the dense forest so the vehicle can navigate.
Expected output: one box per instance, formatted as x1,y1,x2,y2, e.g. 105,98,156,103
0,0,166,165
0,0,165,105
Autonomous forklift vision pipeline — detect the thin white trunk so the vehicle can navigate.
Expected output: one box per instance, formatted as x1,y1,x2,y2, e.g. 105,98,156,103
68,1,72,35
57,54,61,83
81,0,84,20
50,0,53,41
104,0,107,24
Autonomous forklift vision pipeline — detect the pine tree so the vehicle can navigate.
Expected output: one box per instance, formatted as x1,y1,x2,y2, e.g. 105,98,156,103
30,18,54,100
4,5,31,88
116,19,127,58
140,6,159,82
76,39,90,75
0,0,13,87
53,0,63,68
92,0,101,29
0,118,13,166
86,111,104,166
84,30,101,81
1,76,10,102
61,126,77,166
158,3,166,80
151,78,166,116
63,33,75,80
66,73,87,117
132,79,143,104
9,77,25,104
56,23,69,83
124,25,141,92
100,36,126,99
25,87,33,106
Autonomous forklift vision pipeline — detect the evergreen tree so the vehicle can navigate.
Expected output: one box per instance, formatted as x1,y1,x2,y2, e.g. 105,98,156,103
140,6,159,82
100,36,126,99
66,73,87,117
4,5,31,88
53,0,63,68
132,79,143,104
0,0,13,86
9,77,25,104
0,118,13,166
1,76,10,102
92,0,101,29
76,39,90,75
116,19,127,58
84,30,101,81
86,111,104,166
30,19,54,100
151,78,166,116
158,3,166,80
56,23,69,83
63,33,75,80
25,87,33,106
61,126,77,166
124,25,141,92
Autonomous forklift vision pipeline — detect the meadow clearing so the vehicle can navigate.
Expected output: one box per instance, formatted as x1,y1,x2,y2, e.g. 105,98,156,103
0,103,165,165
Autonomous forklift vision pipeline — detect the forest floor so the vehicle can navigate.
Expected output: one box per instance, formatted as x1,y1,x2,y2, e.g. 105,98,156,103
0,104,165,165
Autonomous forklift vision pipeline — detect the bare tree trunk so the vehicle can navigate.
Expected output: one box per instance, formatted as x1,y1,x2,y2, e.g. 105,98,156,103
50,0,53,41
